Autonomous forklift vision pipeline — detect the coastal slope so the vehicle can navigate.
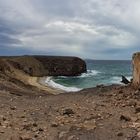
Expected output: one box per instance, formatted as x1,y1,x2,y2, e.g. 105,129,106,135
0,54,140,139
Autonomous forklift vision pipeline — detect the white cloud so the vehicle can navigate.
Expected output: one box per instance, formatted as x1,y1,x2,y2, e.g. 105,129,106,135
45,21,98,35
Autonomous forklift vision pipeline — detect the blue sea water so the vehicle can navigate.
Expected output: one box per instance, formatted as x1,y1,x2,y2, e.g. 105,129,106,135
45,60,132,92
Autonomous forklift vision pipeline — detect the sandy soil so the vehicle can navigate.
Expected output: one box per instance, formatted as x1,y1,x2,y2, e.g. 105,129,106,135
8,67,63,95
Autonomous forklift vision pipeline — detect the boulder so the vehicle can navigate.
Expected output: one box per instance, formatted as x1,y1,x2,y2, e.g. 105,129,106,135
121,75,130,85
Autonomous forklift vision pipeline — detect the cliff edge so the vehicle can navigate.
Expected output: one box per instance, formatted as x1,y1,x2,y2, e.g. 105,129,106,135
0,55,86,77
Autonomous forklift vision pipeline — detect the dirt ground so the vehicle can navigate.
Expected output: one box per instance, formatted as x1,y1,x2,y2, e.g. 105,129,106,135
0,80,140,140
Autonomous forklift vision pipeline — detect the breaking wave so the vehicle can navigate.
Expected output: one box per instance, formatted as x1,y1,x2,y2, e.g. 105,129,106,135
45,77,81,92
78,70,101,78
59,70,101,79
110,76,132,84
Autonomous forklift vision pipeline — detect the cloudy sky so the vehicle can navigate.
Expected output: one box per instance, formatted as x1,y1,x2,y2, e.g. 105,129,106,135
0,0,140,59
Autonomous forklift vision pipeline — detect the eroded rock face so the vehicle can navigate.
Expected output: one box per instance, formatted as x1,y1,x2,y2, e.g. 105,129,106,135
1,55,87,77
34,56,87,76
132,52,140,88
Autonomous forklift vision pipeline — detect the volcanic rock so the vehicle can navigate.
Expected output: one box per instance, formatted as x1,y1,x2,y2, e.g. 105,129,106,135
132,52,140,88
3,55,87,77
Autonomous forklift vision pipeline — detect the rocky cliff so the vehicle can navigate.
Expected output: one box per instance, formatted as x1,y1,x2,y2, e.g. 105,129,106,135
132,52,140,88
0,55,87,77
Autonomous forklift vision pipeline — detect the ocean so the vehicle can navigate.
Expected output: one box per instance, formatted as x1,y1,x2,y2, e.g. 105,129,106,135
45,60,132,92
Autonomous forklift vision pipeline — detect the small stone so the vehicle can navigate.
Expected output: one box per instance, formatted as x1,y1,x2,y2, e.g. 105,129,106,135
96,84,104,88
38,128,44,132
59,131,67,139
19,135,32,140
137,132,140,138
0,131,4,134
131,122,140,129
135,107,140,113
33,123,38,127
2,117,6,121
10,106,16,110
34,135,38,138
135,90,139,95
68,135,76,140
127,100,137,107
32,127,38,132
51,122,58,127
23,124,32,130
131,117,138,122
121,104,126,107
63,109,74,116
119,90,123,93
10,135,20,140
117,132,123,137
77,120,96,130
76,114,81,118
120,115,131,121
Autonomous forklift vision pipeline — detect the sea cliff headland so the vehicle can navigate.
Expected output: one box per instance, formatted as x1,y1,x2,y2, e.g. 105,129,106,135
0,54,140,140
0,55,86,94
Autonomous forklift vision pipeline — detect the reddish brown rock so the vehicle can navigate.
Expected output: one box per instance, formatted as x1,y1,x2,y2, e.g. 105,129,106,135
132,52,140,88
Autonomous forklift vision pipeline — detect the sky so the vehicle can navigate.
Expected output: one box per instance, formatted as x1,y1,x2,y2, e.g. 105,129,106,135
0,0,140,60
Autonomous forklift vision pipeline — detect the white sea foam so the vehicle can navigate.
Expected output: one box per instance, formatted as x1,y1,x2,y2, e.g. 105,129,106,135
78,70,101,78
111,76,132,84
111,77,122,84
59,70,100,79
45,77,81,92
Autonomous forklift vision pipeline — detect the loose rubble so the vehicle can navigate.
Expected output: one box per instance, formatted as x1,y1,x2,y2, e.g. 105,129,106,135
0,85,140,139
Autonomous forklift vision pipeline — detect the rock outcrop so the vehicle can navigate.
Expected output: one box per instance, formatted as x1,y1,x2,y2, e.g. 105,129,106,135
132,52,140,88
34,56,87,76
0,55,87,77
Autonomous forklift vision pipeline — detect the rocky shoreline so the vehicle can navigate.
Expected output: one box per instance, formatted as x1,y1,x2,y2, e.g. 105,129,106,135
0,54,140,139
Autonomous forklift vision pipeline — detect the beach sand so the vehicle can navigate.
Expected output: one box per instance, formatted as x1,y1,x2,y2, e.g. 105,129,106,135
9,67,64,95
